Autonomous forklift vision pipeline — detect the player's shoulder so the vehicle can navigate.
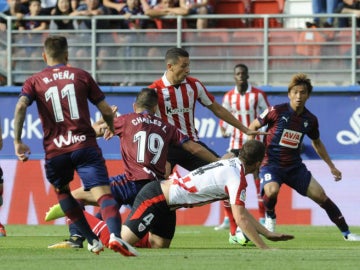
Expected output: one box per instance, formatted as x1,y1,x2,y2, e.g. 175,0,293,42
149,77,163,88
303,107,318,120
251,86,266,94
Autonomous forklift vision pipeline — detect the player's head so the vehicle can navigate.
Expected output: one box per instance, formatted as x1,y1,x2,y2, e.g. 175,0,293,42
288,73,313,95
134,88,158,113
43,35,68,64
233,64,249,87
165,47,189,64
238,140,265,173
165,47,190,85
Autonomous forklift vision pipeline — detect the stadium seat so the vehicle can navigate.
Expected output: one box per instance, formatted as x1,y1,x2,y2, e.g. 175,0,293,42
250,0,283,28
296,27,326,67
268,31,298,68
187,32,229,70
226,31,264,69
214,0,247,28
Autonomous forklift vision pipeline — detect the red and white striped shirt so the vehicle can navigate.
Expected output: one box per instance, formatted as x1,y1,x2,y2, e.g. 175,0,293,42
219,84,270,150
149,73,215,141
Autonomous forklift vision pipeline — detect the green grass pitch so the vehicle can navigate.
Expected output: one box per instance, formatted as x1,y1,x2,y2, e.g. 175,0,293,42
1,225,360,270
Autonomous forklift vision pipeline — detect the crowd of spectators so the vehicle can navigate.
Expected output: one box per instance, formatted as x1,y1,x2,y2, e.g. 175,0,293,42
2,0,359,32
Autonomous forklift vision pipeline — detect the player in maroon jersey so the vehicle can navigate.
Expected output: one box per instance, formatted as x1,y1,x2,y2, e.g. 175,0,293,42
148,47,266,177
13,35,137,256
216,64,270,244
249,73,360,241
46,87,220,248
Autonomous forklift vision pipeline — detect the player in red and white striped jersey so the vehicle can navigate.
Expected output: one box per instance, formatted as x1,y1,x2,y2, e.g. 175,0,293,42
216,64,270,243
148,47,265,174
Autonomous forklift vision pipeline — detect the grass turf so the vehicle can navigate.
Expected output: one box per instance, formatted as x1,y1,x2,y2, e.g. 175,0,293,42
1,225,360,270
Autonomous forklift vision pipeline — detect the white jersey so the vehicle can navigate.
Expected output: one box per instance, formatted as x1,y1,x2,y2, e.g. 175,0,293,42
149,73,215,141
220,84,270,150
167,158,248,210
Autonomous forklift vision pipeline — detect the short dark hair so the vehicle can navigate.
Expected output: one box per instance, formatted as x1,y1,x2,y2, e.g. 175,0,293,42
234,64,248,73
135,88,158,110
288,73,313,94
165,47,189,64
238,140,265,165
44,35,68,60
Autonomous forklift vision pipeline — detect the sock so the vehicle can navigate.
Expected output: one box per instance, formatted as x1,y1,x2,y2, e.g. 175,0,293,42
224,204,237,235
97,194,121,237
134,233,152,248
57,192,98,244
84,211,111,247
262,194,277,219
319,197,349,235
254,178,265,218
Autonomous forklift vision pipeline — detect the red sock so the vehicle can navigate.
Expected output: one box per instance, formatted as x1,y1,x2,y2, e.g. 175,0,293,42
254,178,265,218
134,233,152,248
84,211,111,247
224,204,237,235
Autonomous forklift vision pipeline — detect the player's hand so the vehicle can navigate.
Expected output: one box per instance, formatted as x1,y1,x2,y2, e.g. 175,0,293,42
14,142,31,162
246,130,269,136
103,128,114,141
266,232,295,242
331,167,342,182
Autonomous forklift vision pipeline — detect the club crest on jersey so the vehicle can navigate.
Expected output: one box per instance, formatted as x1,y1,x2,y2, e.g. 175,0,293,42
240,189,246,202
304,120,308,128
138,223,146,232
279,129,302,149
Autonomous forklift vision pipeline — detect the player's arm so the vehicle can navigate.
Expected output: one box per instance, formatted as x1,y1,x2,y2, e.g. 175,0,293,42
231,204,270,249
207,101,266,136
232,204,294,249
311,138,342,181
96,100,115,134
13,96,31,162
248,118,262,140
181,140,219,163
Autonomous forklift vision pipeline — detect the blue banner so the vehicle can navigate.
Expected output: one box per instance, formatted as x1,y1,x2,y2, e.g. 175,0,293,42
1,91,359,159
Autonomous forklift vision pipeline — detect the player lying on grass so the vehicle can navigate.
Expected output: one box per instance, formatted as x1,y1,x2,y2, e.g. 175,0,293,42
47,140,295,250
46,88,220,249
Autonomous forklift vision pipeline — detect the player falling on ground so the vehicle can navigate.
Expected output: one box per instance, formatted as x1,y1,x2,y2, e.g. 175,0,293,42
48,140,295,250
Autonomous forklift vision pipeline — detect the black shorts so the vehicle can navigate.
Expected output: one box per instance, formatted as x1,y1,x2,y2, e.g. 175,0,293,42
167,141,219,171
124,181,176,240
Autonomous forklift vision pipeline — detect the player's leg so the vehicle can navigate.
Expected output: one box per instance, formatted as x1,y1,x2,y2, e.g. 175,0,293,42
75,147,137,256
122,181,171,248
306,175,360,241
260,166,281,232
46,154,103,254
253,169,265,224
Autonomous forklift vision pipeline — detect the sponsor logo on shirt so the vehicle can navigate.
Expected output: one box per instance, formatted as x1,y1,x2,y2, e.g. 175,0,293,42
53,131,86,148
165,106,192,115
279,129,302,149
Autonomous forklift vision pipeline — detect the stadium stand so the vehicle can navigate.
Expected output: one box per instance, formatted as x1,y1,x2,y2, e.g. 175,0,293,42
250,0,283,28
214,0,247,28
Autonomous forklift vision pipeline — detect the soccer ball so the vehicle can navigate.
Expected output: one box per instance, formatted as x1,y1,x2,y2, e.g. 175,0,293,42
235,227,253,246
